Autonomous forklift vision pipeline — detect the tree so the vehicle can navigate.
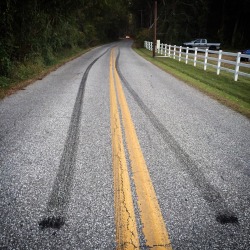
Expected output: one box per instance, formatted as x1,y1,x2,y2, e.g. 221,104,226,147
130,0,250,48
0,0,131,76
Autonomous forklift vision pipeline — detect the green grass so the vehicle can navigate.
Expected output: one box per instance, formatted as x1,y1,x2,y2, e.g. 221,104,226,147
0,47,91,99
135,48,250,118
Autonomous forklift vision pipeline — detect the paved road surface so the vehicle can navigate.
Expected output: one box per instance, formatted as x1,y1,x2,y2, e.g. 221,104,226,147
0,40,249,249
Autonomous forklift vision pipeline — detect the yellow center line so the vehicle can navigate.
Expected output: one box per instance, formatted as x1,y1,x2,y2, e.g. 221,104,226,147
110,49,139,249
111,48,172,250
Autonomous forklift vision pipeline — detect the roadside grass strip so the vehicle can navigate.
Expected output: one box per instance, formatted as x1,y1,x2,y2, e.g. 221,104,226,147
135,48,250,118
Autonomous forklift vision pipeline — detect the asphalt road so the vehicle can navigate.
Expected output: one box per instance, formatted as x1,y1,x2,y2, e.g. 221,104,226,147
0,40,249,249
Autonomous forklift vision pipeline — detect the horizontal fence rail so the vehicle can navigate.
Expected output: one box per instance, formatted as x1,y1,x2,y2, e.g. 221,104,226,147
144,41,250,81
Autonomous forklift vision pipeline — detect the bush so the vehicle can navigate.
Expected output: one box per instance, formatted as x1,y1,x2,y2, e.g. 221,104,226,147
134,29,153,48
42,46,55,66
0,56,12,76
0,76,11,88
0,42,13,76
11,56,45,80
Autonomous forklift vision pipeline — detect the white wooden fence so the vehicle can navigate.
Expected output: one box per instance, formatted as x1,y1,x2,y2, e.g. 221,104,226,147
144,41,250,81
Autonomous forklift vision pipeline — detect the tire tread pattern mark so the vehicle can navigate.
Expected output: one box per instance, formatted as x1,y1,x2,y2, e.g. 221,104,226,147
39,48,109,229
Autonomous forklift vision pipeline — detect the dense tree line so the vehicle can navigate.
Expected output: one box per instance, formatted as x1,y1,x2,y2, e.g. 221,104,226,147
0,0,130,77
130,0,250,49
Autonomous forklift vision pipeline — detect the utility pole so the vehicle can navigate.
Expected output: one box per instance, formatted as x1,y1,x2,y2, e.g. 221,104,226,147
153,0,157,58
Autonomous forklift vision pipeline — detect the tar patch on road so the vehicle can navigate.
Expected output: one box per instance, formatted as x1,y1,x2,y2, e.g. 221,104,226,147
216,213,239,224
39,216,65,229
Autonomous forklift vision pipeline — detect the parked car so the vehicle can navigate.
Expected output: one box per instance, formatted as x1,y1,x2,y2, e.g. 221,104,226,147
240,49,250,62
182,38,221,50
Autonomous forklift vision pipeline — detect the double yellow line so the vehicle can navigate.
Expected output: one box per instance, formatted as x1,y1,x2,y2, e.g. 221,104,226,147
110,48,172,250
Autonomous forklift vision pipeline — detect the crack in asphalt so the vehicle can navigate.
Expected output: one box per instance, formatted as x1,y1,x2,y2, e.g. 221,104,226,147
39,48,109,229
115,48,238,225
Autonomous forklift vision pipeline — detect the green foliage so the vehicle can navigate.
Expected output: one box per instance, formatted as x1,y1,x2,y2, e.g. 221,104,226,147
11,55,45,80
134,29,152,48
0,54,12,76
0,0,131,77
0,76,11,88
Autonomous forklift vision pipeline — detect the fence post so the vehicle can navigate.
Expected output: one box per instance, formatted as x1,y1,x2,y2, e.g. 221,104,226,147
173,45,176,59
194,47,198,66
185,47,189,64
234,52,241,81
217,50,222,75
164,44,167,56
204,49,208,70
179,46,182,61
157,40,160,54
168,45,171,57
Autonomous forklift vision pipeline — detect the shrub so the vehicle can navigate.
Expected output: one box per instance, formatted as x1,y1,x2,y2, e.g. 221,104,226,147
134,29,153,48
